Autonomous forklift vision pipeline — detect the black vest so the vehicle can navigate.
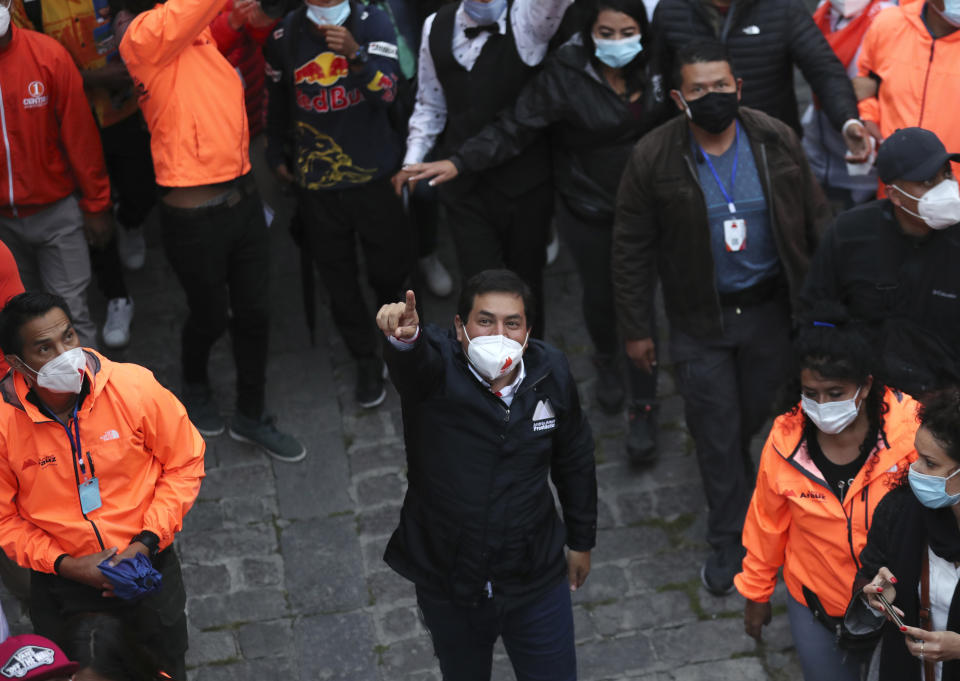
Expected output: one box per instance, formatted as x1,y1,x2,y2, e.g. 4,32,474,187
428,2,550,198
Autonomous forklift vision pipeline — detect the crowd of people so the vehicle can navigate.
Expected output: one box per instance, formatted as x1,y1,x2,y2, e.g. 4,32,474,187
0,0,958,677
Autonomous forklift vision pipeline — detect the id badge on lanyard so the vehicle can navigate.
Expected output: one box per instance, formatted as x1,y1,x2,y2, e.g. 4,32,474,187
702,123,747,252
67,405,102,515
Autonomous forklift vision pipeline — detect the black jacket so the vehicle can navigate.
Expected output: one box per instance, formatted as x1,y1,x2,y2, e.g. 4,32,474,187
652,0,858,134
801,201,960,396
382,325,597,606
451,38,671,224
612,107,829,341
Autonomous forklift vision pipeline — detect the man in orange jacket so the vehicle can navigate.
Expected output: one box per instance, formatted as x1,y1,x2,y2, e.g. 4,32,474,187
0,291,206,679
856,0,960,187
117,0,304,462
0,0,113,349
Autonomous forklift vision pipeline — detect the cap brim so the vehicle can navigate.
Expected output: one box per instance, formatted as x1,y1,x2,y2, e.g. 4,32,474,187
898,152,960,182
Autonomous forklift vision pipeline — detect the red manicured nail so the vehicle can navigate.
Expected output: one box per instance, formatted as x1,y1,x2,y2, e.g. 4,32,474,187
878,586,883,592
900,626,907,632
891,577,898,584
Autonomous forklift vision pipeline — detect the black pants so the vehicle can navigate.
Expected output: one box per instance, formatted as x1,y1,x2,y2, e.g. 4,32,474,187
30,548,188,680
554,196,656,402
444,181,552,337
297,178,415,359
159,175,269,419
670,298,792,550
89,114,157,301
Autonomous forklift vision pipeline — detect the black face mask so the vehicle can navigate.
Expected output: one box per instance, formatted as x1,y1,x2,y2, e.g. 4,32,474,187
684,91,739,134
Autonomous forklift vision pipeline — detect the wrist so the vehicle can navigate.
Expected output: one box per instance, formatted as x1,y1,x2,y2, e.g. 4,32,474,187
130,531,160,558
842,118,864,136
348,44,368,66
54,553,70,575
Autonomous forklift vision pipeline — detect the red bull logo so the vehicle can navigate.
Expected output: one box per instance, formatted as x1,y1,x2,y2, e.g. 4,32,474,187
366,71,396,103
294,52,351,87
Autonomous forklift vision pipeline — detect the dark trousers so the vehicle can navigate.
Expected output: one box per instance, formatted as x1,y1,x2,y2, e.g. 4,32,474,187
30,548,188,681
670,299,792,550
159,176,269,419
444,181,552,337
89,114,157,301
297,178,414,359
554,197,656,402
417,578,576,681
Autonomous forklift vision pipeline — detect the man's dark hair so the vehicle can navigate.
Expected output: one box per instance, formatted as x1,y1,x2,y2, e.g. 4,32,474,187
457,269,536,327
63,614,167,681
0,291,73,356
919,388,960,464
672,40,736,91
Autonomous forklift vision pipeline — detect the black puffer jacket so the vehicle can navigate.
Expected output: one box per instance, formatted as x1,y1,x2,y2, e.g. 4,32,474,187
652,0,858,134
382,325,597,606
450,38,672,224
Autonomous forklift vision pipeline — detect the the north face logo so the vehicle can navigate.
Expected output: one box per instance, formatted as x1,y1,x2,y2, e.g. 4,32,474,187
532,399,556,433
100,429,120,442
1,645,55,678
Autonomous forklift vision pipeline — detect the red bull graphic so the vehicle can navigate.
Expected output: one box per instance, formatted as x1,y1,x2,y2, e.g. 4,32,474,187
294,52,351,87
366,71,396,103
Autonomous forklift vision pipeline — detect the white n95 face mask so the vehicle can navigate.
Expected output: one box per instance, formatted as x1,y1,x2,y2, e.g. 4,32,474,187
893,179,960,230
16,347,87,394
801,387,862,435
462,328,527,382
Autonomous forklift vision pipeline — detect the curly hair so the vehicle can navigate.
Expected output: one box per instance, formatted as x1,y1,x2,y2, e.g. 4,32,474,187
918,386,960,464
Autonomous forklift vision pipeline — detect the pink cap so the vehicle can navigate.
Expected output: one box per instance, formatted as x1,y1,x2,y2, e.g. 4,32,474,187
0,635,80,680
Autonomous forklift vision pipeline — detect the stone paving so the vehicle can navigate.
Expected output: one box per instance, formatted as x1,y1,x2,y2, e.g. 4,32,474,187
0,169,804,679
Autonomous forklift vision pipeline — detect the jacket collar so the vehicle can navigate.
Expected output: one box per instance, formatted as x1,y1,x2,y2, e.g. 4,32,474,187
1,349,105,422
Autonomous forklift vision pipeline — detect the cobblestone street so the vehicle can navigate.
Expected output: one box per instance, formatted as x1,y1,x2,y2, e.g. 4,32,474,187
0,171,803,680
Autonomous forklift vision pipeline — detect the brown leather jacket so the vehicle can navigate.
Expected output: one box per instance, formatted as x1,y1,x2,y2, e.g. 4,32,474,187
612,106,830,340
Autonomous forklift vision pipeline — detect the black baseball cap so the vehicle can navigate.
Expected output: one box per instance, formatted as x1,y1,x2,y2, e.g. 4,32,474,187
877,127,960,183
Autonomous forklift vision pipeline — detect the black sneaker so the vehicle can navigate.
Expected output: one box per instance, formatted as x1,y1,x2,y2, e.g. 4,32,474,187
700,544,746,596
229,412,306,463
594,355,625,414
181,383,224,437
627,402,658,465
356,357,386,408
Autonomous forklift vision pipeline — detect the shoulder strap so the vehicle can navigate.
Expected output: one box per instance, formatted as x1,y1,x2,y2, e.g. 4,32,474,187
921,546,937,681
428,3,459,76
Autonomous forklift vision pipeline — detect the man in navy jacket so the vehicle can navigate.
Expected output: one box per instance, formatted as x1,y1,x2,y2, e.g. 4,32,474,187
376,269,596,681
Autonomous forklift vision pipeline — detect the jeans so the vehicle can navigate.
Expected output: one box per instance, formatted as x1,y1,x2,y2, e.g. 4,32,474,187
417,578,577,681
553,196,656,403
159,176,270,419
296,178,415,359
787,593,870,681
670,298,792,550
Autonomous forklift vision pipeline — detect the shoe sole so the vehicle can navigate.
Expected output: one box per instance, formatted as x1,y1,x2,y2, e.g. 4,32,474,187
357,387,386,409
228,427,307,463
700,564,737,597
195,423,225,438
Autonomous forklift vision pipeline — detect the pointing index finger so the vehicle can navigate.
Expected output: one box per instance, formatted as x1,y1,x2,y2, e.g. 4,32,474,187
404,290,416,312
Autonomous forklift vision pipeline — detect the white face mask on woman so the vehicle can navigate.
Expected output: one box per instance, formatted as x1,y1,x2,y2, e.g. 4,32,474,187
892,179,960,230
462,327,527,382
801,386,862,434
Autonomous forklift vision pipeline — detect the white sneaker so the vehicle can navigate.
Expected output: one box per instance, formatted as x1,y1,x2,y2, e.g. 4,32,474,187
545,226,560,266
102,298,134,348
419,252,453,297
117,225,146,270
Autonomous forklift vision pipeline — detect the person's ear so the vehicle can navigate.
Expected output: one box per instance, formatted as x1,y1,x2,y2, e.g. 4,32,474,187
735,77,743,101
886,186,902,208
861,375,874,403
454,315,464,344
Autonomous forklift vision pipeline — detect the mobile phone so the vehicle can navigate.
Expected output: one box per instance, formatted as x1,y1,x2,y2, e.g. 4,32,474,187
876,592,906,630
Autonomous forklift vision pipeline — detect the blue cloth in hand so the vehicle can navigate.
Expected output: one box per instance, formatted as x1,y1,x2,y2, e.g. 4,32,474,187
97,553,162,600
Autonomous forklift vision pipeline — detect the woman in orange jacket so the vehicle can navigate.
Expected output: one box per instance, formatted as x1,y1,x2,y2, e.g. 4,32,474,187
733,304,918,680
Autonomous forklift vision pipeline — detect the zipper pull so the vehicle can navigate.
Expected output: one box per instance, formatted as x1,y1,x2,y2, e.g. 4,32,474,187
485,580,493,599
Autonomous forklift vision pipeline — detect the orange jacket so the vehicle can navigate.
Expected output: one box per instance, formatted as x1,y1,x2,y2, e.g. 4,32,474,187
0,350,205,573
857,2,960,175
119,0,249,187
0,26,111,216
735,388,918,617
0,243,24,376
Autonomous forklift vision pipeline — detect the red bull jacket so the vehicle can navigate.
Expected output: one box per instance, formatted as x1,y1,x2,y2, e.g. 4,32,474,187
0,350,205,573
0,26,111,217
734,388,918,617
119,0,250,187
264,2,402,191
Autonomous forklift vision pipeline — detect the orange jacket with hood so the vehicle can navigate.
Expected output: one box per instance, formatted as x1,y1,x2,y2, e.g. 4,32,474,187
734,388,918,617
857,0,960,177
118,0,249,187
0,350,205,573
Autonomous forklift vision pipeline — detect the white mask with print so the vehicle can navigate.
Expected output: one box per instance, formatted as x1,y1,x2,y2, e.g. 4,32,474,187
16,347,87,394
462,328,527,382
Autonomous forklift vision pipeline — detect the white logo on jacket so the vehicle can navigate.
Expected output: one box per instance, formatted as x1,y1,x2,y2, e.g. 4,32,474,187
532,399,556,432
23,81,48,109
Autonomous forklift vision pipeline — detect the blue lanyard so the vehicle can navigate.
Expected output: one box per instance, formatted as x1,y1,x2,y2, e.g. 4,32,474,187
45,401,85,477
698,121,739,215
